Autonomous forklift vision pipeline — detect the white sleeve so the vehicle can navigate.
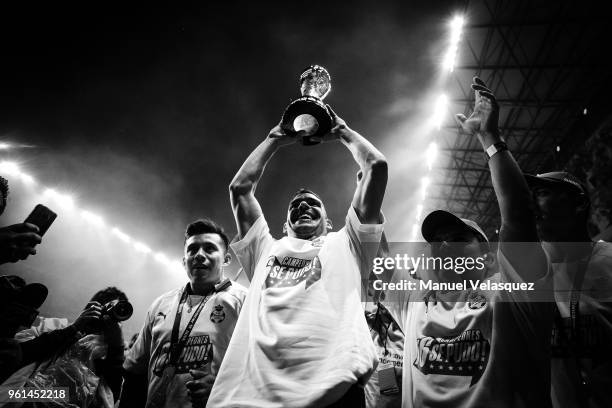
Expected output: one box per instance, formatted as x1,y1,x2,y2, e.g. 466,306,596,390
230,215,275,282
123,306,155,375
345,205,385,265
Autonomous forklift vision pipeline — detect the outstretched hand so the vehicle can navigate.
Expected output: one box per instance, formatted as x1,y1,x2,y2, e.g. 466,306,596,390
455,76,500,142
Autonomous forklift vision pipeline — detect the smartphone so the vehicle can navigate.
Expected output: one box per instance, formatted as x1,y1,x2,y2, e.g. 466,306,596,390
24,204,57,236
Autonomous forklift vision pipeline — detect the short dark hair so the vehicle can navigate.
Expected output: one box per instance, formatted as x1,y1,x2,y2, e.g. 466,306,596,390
0,176,8,215
185,218,230,251
90,287,128,305
292,188,322,201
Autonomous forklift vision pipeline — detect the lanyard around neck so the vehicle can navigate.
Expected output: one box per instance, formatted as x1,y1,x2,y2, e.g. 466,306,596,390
168,284,212,366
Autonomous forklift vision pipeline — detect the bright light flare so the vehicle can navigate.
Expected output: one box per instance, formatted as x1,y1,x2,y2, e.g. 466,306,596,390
443,15,464,72
433,94,448,130
155,254,183,273
0,162,36,185
44,188,75,209
134,241,152,254
415,203,424,221
0,161,178,273
154,252,170,265
81,210,105,227
19,173,36,185
171,261,184,273
410,223,419,241
450,16,464,41
0,161,20,175
0,142,12,150
111,227,132,244
425,142,438,170
421,177,430,199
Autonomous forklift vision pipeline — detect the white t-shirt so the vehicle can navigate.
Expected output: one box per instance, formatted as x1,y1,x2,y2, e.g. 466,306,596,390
123,281,247,408
550,240,612,408
400,250,554,408
207,207,384,408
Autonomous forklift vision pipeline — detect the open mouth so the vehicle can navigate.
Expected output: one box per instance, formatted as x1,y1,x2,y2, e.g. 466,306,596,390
291,209,317,223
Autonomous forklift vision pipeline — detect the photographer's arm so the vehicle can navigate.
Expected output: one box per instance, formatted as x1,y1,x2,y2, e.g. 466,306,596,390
19,325,81,365
229,125,297,238
19,301,103,365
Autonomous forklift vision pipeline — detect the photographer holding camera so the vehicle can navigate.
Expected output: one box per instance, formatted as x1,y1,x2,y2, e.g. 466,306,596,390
1,286,131,408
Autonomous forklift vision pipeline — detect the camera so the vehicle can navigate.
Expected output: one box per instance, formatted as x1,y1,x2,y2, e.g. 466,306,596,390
102,299,133,322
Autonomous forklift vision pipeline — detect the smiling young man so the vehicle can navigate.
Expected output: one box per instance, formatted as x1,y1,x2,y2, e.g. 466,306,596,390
208,107,387,408
121,219,246,408
525,172,612,408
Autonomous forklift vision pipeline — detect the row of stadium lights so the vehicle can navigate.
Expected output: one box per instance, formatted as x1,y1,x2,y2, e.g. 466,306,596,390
410,15,464,241
0,160,184,273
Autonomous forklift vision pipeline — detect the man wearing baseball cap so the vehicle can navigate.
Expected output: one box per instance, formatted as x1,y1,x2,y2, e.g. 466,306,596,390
398,77,554,408
525,171,612,408
0,275,49,383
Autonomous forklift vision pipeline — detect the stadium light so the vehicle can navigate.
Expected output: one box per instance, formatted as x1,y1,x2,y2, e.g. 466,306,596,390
415,203,423,221
425,142,438,170
154,252,170,265
111,227,132,244
443,15,464,72
19,173,36,185
433,94,448,130
81,210,105,227
0,161,20,175
44,188,75,210
4,161,180,273
411,223,419,241
134,241,152,254
421,177,430,200
421,176,430,190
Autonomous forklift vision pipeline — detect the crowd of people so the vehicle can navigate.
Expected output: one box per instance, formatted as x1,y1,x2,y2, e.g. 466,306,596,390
0,76,610,408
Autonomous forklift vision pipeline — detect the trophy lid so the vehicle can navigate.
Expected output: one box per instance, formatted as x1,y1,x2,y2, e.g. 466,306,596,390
299,65,331,99
299,65,331,83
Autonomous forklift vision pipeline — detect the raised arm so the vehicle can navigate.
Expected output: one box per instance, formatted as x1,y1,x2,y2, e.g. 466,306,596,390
455,77,547,280
229,125,297,238
322,107,387,224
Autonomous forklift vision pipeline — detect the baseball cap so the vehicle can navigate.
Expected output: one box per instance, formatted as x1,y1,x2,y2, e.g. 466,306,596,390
421,210,489,244
524,171,587,196
0,275,48,309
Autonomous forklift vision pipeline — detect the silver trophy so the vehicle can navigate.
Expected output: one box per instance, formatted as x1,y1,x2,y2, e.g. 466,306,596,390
281,65,333,145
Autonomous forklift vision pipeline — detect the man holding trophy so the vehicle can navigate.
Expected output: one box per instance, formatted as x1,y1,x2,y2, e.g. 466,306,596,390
208,66,388,407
